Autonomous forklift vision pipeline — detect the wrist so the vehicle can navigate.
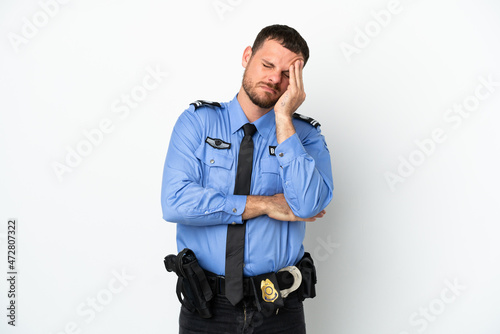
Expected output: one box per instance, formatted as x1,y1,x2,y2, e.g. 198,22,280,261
242,195,268,220
275,114,296,144
274,107,294,120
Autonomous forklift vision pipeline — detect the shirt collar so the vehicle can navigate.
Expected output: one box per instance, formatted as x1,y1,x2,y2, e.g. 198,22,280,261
229,95,249,134
229,94,276,139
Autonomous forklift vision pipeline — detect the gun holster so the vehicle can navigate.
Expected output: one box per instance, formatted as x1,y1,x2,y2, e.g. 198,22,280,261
164,248,214,318
296,252,317,301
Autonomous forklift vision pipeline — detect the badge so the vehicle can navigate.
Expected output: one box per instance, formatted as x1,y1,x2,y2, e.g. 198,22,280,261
261,278,278,303
269,146,276,156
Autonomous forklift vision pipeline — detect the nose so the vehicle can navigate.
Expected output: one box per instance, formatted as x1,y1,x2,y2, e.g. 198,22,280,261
267,69,281,86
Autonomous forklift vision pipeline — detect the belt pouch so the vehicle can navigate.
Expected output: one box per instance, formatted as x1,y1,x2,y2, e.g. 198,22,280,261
296,252,317,300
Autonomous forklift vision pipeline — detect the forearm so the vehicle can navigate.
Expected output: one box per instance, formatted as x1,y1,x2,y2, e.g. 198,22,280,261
272,59,333,217
241,195,268,220
276,132,334,218
242,194,326,222
275,113,296,144
162,174,246,226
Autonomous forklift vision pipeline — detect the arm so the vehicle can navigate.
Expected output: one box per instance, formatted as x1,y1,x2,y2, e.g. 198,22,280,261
161,106,329,226
273,60,334,218
242,194,326,222
161,109,246,226
275,130,333,218
274,60,306,144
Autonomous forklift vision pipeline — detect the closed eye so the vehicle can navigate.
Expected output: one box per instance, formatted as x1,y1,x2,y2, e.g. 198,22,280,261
262,61,289,78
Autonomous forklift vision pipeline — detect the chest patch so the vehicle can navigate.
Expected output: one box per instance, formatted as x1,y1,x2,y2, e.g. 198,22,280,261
206,137,231,150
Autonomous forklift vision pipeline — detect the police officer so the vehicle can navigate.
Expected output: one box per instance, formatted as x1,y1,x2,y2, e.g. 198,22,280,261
161,24,334,333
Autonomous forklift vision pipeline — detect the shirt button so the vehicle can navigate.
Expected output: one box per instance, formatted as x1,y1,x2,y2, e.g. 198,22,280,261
231,222,236,225
232,208,237,213
279,153,284,157
210,159,215,164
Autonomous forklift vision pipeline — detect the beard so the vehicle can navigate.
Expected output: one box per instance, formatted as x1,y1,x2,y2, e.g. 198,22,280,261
242,68,281,109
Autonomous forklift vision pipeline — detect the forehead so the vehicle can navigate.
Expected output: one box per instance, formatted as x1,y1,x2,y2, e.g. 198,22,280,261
252,39,304,65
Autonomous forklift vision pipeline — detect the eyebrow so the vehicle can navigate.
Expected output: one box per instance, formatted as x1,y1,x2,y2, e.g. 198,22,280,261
262,59,290,75
262,59,275,67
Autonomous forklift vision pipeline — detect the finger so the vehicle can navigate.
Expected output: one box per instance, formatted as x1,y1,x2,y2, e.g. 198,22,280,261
301,211,325,222
312,210,326,219
295,60,304,92
288,63,296,91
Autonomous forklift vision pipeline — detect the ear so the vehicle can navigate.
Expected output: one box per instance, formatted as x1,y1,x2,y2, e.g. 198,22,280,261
242,46,252,68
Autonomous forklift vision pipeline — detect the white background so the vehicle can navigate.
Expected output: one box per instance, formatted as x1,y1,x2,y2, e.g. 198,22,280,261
1,0,500,333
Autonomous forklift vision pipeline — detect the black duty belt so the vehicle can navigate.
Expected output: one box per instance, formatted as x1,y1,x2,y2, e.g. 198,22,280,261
205,270,295,297
164,249,317,318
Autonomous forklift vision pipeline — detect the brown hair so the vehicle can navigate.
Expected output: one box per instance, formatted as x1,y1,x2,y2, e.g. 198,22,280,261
251,24,309,65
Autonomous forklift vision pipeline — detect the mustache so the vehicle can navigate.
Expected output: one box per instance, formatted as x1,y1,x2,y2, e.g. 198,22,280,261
259,82,280,93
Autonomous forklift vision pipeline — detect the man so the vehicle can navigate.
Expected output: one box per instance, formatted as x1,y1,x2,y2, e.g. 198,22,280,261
161,24,333,333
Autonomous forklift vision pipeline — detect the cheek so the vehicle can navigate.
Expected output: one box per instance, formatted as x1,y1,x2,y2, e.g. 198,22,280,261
251,67,265,83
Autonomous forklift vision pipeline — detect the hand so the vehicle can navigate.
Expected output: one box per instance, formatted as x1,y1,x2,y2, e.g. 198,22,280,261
266,194,325,222
242,194,326,222
275,60,306,118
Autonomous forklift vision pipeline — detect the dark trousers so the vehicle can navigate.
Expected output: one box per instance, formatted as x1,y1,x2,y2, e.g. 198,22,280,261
179,293,306,334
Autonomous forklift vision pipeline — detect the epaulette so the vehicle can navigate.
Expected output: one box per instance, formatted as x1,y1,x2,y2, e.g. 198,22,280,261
293,113,321,128
190,100,222,109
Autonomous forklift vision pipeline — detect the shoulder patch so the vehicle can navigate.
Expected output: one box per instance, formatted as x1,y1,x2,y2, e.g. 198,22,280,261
293,113,321,128
190,100,222,109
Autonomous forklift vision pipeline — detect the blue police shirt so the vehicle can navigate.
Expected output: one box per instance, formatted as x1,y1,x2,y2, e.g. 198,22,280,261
161,95,333,276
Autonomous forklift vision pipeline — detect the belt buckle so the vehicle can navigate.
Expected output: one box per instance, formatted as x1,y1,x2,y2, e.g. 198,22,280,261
277,266,302,298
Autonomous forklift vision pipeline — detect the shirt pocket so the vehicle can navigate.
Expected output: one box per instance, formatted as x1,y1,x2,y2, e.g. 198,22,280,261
195,143,234,193
260,157,283,195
